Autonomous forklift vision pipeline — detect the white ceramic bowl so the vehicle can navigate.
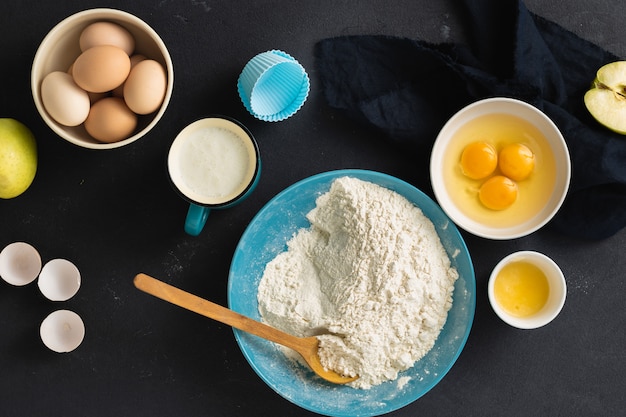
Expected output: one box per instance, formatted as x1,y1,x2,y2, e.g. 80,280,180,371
488,251,566,329
430,97,571,239
31,8,173,149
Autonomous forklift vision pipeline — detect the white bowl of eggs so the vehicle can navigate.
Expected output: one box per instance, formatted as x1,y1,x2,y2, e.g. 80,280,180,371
31,8,174,149
430,97,571,240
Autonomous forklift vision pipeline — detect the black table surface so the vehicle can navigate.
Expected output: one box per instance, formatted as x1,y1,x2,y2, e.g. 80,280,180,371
2,1,625,416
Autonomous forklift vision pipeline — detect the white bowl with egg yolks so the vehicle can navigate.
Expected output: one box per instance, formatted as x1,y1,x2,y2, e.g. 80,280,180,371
488,251,567,329
430,97,571,240
31,8,173,149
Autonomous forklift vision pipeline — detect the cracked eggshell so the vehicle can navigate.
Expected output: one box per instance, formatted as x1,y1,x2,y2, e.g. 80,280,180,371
0,242,42,286
40,310,85,353
37,258,81,301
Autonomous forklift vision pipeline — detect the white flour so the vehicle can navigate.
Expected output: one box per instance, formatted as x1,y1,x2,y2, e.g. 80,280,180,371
257,177,458,389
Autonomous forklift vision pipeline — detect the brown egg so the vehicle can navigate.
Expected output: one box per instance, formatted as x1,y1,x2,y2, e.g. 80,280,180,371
67,63,107,103
112,54,146,97
72,45,131,93
84,97,137,143
123,60,167,115
79,21,135,56
67,62,109,104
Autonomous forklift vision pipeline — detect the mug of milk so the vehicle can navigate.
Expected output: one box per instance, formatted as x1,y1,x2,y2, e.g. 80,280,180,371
167,116,261,236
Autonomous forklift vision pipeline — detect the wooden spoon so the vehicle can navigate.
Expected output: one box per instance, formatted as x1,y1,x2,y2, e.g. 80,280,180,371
133,273,358,385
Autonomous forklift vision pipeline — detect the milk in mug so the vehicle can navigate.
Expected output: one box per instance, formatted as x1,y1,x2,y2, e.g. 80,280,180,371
169,122,258,206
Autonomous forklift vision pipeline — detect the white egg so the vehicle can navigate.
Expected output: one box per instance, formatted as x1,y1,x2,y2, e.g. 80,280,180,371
0,242,42,286
37,258,81,301
40,310,85,353
41,71,90,126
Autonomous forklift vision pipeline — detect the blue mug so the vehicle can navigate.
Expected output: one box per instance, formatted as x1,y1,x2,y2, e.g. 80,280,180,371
167,116,261,236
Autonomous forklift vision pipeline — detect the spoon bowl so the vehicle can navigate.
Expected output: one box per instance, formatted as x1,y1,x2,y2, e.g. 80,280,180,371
133,273,357,384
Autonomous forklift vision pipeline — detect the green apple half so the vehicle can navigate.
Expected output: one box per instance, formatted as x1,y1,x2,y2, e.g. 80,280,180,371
584,61,626,135
0,118,37,199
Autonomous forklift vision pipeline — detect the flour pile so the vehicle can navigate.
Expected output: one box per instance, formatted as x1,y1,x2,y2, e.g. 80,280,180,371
257,177,458,389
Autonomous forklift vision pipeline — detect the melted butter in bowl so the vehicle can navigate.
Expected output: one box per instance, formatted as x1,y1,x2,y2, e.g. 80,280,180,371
488,250,567,329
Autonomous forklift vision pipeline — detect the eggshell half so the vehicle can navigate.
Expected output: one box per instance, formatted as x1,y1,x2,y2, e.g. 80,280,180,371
38,258,81,301
0,242,41,286
40,310,85,353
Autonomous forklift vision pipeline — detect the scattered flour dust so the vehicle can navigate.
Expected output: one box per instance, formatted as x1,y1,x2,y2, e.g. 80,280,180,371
257,177,458,389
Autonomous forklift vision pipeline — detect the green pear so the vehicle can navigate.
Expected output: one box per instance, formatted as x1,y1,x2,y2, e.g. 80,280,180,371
0,119,37,199
584,61,626,135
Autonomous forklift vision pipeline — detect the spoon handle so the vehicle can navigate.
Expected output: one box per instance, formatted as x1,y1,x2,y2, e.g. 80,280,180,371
133,273,303,349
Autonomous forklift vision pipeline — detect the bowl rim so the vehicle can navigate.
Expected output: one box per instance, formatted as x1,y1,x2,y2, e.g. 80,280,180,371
487,250,567,329
429,97,571,240
31,8,174,149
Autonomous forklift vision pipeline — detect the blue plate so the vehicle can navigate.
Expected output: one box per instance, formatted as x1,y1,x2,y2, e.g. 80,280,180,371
228,170,475,417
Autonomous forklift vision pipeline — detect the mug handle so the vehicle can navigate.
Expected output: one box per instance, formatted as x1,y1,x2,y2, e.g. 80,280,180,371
184,203,210,236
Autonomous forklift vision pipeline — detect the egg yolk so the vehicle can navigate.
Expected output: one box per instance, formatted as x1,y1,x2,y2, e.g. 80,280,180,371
460,141,498,179
479,175,518,210
499,143,535,181
494,261,550,317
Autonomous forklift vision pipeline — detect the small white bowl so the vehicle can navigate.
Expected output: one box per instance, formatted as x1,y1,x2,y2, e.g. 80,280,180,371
430,97,571,240
31,8,173,149
0,242,42,286
38,258,81,301
40,309,85,353
488,251,566,329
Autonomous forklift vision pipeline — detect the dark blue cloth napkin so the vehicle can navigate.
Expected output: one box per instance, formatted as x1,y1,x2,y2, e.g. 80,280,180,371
315,0,625,239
